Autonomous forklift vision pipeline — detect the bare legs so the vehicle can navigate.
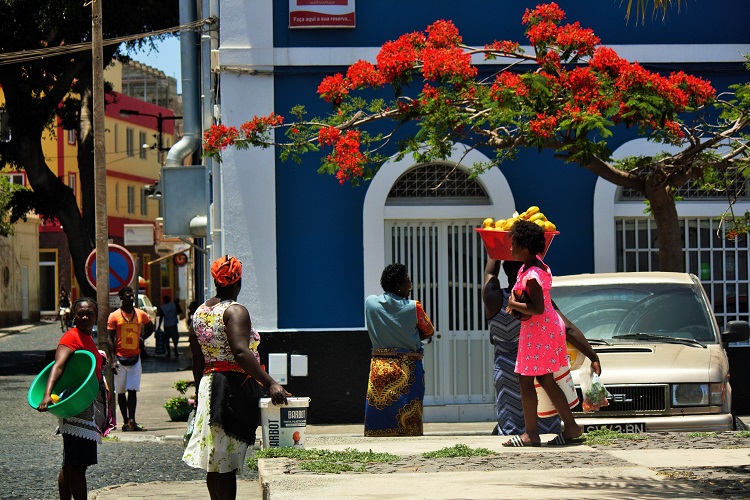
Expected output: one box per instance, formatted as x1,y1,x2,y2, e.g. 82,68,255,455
207,470,237,500
58,465,87,500
118,390,138,427
516,373,582,444
517,375,541,444
536,373,582,438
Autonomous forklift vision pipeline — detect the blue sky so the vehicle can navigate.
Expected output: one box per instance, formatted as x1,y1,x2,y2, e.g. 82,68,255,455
127,36,182,93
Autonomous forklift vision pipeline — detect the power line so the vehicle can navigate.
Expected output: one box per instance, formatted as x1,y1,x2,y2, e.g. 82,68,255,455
0,18,213,66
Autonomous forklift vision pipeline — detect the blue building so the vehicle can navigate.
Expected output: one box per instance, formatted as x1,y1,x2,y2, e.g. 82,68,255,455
207,1,750,423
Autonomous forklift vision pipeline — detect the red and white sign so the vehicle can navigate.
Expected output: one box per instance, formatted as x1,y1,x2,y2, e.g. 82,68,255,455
289,0,355,28
85,244,136,294
173,252,188,267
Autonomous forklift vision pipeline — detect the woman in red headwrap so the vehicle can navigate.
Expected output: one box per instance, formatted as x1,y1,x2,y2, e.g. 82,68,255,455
183,255,289,499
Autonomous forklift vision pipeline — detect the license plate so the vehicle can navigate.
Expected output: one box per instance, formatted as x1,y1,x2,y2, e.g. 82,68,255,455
584,423,646,434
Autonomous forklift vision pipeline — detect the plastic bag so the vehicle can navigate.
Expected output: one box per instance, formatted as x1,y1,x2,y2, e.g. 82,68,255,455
182,408,196,449
579,371,611,413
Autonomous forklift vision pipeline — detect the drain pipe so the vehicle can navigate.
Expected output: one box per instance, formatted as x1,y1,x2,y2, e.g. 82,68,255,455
168,0,204,300
167,0,201,168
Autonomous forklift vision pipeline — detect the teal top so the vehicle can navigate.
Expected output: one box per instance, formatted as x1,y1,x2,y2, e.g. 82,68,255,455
365,292,422,351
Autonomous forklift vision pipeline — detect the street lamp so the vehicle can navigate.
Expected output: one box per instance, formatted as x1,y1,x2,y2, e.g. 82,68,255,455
119,109,182,164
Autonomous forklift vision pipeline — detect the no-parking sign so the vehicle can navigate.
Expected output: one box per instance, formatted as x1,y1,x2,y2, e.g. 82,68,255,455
85,244,136,293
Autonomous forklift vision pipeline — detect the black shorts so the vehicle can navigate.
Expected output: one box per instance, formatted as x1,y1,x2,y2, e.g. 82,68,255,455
62,433,98,467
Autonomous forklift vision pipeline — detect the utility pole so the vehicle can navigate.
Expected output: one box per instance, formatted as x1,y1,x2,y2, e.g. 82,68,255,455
92,1,111,370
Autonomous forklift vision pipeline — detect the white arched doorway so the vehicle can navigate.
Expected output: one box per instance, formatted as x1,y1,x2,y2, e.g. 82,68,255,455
363,146,514,421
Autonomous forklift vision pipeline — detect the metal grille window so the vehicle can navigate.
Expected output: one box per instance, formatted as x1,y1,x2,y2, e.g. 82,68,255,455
387,164,489,204
616,217,750,337
620,169,749,200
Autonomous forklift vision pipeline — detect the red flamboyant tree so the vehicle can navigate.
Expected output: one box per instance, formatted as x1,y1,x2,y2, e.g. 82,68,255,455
203,3,750,272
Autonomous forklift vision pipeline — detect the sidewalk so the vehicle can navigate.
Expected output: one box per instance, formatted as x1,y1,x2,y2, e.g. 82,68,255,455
91,336,750,499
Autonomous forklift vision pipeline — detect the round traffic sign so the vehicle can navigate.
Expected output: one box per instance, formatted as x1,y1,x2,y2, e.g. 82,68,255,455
85,244,136,293
173,252,188,267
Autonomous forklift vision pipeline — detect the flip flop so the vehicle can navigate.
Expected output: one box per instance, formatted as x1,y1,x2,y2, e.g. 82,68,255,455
128,422,147,432
502,435,541,447
546,434,585,446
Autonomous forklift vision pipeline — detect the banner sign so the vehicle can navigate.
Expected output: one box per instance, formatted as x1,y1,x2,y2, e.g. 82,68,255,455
289,0,355,29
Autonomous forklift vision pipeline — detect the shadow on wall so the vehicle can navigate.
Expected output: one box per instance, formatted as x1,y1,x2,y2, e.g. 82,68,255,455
728,347,750,415
259,330,371,424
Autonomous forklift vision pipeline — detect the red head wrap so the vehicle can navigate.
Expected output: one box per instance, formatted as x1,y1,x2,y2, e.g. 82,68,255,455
210,255,242,287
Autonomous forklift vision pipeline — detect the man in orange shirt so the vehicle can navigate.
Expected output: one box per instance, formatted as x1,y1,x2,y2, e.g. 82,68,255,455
108,286,154,431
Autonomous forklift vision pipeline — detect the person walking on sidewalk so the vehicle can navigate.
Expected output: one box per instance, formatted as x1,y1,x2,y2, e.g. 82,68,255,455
183,255,289,500
108,286,154,432
483,258,601,443
37,298,114,500
156,295,183,358
503,220,583,447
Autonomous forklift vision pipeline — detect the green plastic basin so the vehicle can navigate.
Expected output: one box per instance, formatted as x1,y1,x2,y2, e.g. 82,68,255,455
27,350,99,418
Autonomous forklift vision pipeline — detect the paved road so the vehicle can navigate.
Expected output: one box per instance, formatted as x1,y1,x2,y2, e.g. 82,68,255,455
0,322,211,500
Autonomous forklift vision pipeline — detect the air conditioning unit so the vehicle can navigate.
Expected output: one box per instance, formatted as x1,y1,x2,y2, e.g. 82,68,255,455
155,244,172,255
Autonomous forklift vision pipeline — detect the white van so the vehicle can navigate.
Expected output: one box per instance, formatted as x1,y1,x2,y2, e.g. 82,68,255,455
551,272,750,433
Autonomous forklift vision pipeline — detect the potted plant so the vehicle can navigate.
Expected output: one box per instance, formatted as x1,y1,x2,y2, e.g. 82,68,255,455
164,379,194,422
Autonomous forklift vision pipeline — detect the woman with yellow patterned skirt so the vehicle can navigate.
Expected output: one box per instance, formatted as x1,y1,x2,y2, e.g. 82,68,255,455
364,264,434,437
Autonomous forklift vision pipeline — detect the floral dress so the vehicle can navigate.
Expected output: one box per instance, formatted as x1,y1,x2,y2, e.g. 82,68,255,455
513,259,567,376
182,300,261,473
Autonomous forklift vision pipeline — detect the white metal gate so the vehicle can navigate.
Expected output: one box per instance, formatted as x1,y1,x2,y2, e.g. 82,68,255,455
386,219,494,415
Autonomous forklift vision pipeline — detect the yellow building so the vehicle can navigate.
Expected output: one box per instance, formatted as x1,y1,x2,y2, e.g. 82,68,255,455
3,58,181,318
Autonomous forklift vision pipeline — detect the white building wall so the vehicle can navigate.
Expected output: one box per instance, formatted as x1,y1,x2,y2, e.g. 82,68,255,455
218,0,278,330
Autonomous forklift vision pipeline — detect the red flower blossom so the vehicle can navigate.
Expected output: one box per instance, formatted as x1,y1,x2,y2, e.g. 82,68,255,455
555,22,599,57
425,19,462,49
239,113,284,138
529,113,557,138
318,73,349,104
421,46,477,81
663,120,684,138
523,3,566,25
376,32,425,83
668,71,715,107
490,72,528,102
526,20,559,46
347,60,384,89
589,47,625,77
318,126,340,146
485,40,521,56
203,124,239,154
328,130,365,184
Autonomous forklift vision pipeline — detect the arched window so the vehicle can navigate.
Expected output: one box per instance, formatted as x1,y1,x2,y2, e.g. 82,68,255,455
387,163,489,205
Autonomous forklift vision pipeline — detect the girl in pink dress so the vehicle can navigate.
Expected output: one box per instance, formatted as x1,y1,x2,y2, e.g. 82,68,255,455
504,219,582,447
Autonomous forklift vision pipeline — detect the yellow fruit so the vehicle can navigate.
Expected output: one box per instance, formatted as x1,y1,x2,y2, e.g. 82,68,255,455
529,212,547,222
503,219,516,231
534,219,546,227
50,394,60,403
525,206,540,217
492,219,505,229
482,217,494,228
544,221,557,232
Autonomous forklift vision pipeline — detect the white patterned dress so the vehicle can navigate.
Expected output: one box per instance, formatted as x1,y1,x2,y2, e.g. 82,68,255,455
182,300,261,473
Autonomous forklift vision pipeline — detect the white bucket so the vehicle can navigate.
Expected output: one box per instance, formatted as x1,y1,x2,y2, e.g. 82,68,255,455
259,397,310,449
534,365,579,417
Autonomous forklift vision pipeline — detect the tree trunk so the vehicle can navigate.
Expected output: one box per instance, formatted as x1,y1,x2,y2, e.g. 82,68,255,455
13,133,96,297
78,81,96,241
646,180,684,273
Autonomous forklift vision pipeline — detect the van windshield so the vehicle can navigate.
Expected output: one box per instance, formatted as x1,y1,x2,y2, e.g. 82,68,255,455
550,282,718,344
